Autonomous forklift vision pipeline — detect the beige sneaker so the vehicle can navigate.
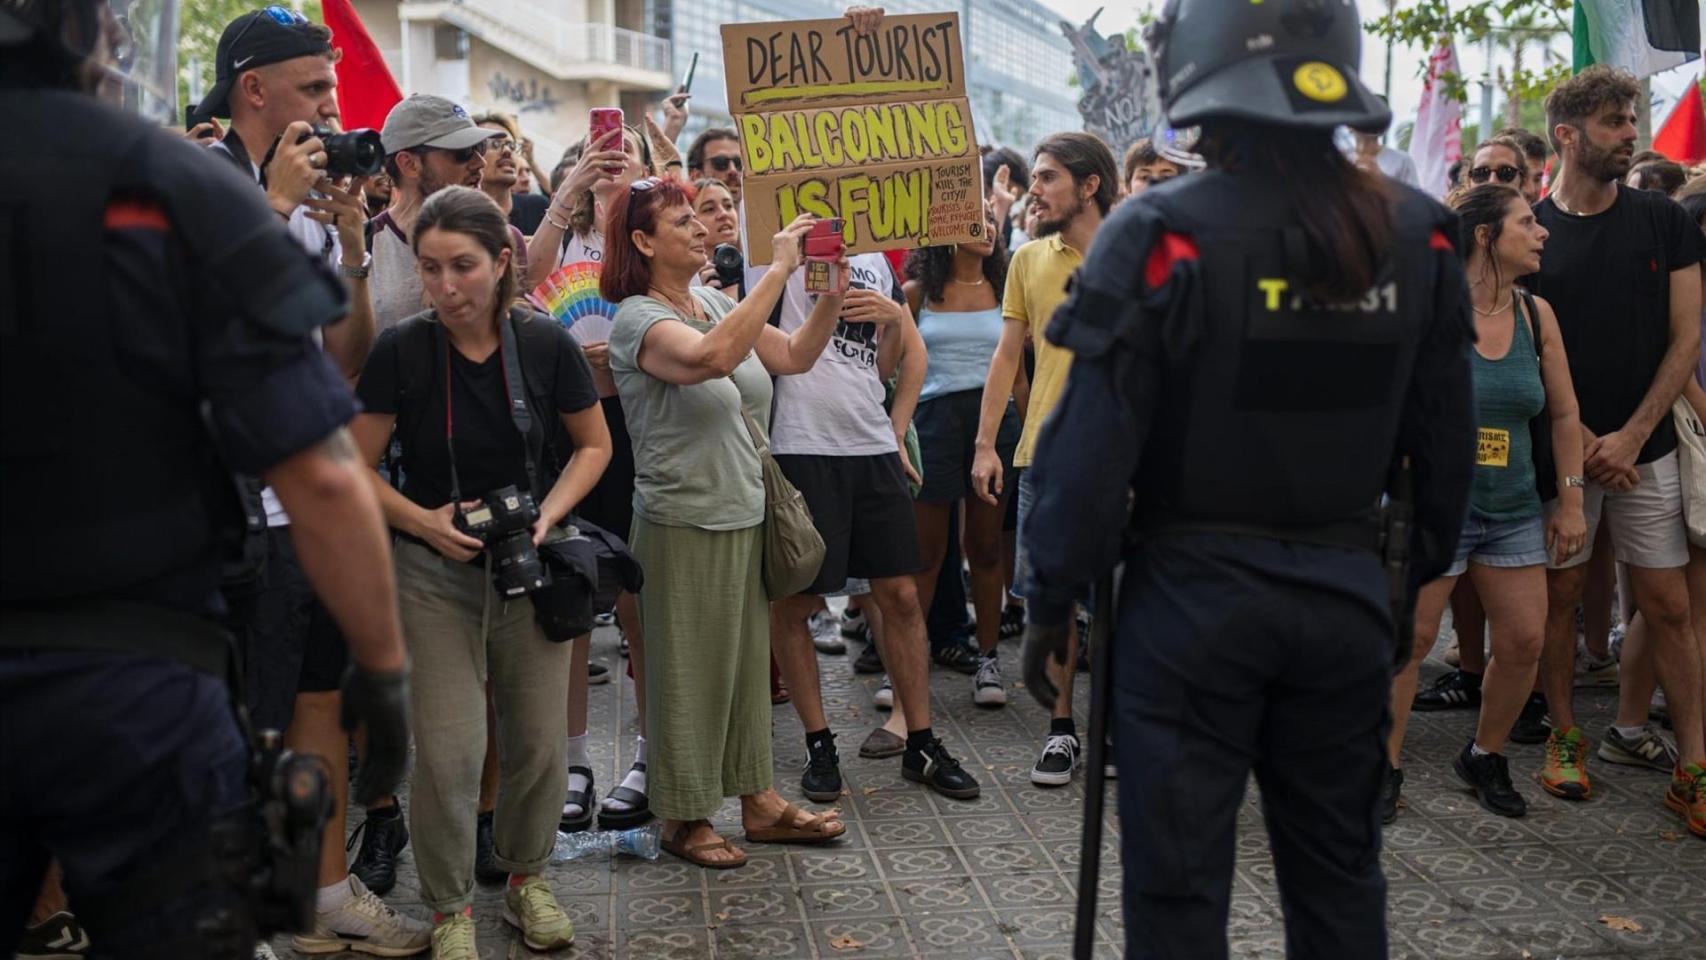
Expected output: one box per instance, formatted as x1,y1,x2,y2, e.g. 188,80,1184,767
429,913,477,960
502,876,575,950
291,876,430,957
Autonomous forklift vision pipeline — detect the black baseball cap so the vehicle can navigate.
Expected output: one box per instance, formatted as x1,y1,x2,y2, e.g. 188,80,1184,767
192,5,332,120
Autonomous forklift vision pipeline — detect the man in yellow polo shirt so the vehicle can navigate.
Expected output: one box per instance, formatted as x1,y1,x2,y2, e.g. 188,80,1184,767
972,131,1119,787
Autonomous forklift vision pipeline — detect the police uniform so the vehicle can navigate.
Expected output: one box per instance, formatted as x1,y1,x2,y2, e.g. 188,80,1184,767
1019,1,1476,956
0,71,353,959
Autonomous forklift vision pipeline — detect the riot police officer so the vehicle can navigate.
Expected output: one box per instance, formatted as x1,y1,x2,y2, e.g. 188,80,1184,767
1019,0,1475,956
0,3,413,957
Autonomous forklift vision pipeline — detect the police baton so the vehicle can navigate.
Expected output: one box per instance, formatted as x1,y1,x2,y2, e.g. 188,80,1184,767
1074,569,1118,960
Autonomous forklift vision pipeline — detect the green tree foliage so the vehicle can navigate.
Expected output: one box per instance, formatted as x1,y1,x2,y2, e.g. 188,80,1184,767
1370,0,1572,105
177,0,322,110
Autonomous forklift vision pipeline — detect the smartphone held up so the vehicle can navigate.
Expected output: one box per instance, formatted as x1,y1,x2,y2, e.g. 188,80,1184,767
589,108,624,172
802,218,845,294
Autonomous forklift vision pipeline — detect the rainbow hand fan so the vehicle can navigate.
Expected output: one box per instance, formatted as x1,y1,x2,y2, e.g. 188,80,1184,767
528,261,618,342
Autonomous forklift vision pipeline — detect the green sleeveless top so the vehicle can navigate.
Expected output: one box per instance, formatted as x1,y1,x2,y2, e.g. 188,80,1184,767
1471,294,1546,521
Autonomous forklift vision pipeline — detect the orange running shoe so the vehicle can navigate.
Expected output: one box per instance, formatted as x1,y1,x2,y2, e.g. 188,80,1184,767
1537,726,1593,800
1665,762,1706,838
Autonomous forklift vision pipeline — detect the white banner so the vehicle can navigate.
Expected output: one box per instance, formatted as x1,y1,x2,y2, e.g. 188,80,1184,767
1409,39,1463,200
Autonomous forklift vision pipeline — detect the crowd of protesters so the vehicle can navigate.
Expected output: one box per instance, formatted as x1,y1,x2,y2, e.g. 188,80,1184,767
13,4,1706,958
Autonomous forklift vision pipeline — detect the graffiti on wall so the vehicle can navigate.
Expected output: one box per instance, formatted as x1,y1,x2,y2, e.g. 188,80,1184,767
487,71,561,113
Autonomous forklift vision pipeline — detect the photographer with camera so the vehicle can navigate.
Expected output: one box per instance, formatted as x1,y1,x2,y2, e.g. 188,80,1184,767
1,3,413,959
188,10,430,954
693,178,743,299
349,187,611,958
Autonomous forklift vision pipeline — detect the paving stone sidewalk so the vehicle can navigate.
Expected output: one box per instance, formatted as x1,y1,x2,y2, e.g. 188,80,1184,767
278,618,1703,960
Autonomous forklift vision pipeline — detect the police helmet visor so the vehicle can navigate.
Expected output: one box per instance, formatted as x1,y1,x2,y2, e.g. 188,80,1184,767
103,0,179,126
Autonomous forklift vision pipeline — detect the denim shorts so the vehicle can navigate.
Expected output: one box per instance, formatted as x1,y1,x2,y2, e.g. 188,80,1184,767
1446,513,1549,577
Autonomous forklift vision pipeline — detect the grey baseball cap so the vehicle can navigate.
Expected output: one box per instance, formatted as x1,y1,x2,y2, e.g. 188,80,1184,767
380,94,502,154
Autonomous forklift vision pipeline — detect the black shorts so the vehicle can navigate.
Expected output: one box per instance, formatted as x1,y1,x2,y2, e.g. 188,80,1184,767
575,396,635,543
914,389,1019,504
240,529,347,731
776,452,924,595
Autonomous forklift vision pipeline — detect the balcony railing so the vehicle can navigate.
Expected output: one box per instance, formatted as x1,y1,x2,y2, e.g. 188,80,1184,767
448,0,671,77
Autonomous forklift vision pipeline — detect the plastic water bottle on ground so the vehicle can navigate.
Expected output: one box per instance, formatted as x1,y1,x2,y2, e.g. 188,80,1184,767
551,824,661,863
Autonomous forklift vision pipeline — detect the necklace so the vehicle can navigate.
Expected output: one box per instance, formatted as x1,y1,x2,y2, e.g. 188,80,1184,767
1473,291,1512,317
952,276,985,286
648,286,697,320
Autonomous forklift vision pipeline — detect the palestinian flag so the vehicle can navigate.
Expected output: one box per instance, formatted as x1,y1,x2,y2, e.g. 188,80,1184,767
1573,0,1701,78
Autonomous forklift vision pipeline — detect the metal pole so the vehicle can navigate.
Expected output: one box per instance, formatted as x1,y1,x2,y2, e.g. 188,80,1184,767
1073,572,1118,960
1479,33,1495,143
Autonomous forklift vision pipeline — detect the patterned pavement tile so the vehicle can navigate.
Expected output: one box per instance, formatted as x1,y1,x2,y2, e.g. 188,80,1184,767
806,916,915,958
712,920,812,959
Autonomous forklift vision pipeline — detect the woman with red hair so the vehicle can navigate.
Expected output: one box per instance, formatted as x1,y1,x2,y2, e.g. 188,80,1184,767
605,178,883,867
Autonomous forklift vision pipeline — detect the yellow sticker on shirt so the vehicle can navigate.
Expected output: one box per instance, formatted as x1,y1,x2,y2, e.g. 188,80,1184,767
1478,428,1510,468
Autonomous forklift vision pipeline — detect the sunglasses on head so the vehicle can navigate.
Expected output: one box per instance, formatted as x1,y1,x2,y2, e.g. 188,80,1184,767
709,155,743,172
629,177,662,195
226,5,308,71
1469,164,1523,185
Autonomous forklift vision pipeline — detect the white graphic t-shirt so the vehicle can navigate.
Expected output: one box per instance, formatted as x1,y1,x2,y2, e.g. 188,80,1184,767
749,252,901,457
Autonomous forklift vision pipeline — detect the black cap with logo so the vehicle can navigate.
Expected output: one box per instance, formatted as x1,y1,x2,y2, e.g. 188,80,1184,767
193,5,331,120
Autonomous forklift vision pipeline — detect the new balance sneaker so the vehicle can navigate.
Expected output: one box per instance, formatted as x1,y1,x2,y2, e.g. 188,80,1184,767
853,641,885,674
1509,694,1551,745
873,674,893,710
932,640,981,675
14,911,88,959
1537,726,1593,800
429,913,477,960
1453,743,1527,818
502,876,576,951
1599,724,1680,772
999,603,1026,640
475,810,506,885
292,875,431,957
1574,647,1619,688
902,737,980,799
809,609,846,654
1379,766,1404,825
1412,669,1482,711
1666,762,1706,838
349,803,409,896
802,733,844,802
841,606,869,639
1030,733,1080,787
972,652,1007,707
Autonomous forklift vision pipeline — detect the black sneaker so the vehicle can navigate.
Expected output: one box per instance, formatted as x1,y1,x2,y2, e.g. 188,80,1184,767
802,733,843,802
1379,766,1403,825
475,810,506,885
348,802,409,896
15,910,88,958
853,641,885,675
1452,742,1528,818
1509,694,1551,745
932,640,981,675
1412,669,1482,712
1030,733,1080,787
999,604,1025,640
902,737,981,799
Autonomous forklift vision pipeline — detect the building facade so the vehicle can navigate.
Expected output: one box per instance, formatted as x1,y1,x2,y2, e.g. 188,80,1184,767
350,0,1079,169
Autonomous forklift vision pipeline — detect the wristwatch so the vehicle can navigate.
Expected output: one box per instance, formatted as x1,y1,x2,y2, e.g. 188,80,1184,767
337,251,372,280
1564,475,1586,488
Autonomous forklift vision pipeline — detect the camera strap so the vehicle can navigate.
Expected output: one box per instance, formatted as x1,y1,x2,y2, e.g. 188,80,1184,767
435,312,542,507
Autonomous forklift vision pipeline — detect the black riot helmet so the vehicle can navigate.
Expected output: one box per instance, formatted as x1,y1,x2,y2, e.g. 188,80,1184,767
0,0,179,123
1145,0,1390,132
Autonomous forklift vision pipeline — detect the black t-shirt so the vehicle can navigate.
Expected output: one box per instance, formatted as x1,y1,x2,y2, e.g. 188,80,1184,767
356,308,599,511
510,192,549,237
1530,184,1705,464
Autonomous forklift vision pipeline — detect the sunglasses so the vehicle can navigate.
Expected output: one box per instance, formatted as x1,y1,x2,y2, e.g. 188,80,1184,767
226,5,308,71
709,155,743,172
416,145,485,165
1469,164,1523,185
482,138,519,155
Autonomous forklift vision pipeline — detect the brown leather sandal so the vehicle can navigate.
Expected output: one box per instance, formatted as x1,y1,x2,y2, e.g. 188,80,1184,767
661,821,747,869
744,802,847,845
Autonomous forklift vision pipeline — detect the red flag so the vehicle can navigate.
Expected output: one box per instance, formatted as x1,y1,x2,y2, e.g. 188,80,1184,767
1653,79,1706,165
323,0,403,133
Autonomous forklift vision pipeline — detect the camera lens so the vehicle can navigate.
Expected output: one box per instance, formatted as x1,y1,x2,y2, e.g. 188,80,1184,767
713,243,744,288
318,127,385,178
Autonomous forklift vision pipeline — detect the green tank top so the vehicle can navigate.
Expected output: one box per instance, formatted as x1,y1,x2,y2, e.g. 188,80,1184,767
1471,295,1546,521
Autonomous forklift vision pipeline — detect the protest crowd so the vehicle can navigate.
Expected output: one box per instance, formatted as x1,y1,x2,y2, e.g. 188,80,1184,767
5,2,1706,960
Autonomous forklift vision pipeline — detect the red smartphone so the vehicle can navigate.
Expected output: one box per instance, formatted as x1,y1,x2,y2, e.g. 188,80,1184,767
803,218,845,293
589,107,624,159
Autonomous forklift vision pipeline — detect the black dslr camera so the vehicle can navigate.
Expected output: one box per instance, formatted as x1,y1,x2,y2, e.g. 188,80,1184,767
455,486,548,597
712,243,744,289
267,125,386,178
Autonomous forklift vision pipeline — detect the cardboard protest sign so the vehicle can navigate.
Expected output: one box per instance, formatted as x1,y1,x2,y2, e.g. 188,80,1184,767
721,13,984,263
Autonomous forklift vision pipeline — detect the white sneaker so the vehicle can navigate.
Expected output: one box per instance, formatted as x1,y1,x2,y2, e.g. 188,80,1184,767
810,609,846,654
1030,733,1080,786
291,875,431,957
973,653,1007,707
873,674,893,710
1575,647,1619,688
841,607,868,639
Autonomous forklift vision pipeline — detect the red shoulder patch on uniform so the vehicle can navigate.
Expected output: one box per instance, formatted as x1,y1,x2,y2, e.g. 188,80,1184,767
1428,229,1453,252
104,200,169,232
1144,232,1200,289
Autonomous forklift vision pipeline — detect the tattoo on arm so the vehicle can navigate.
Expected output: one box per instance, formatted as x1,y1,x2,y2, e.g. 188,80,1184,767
320,427,359,463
